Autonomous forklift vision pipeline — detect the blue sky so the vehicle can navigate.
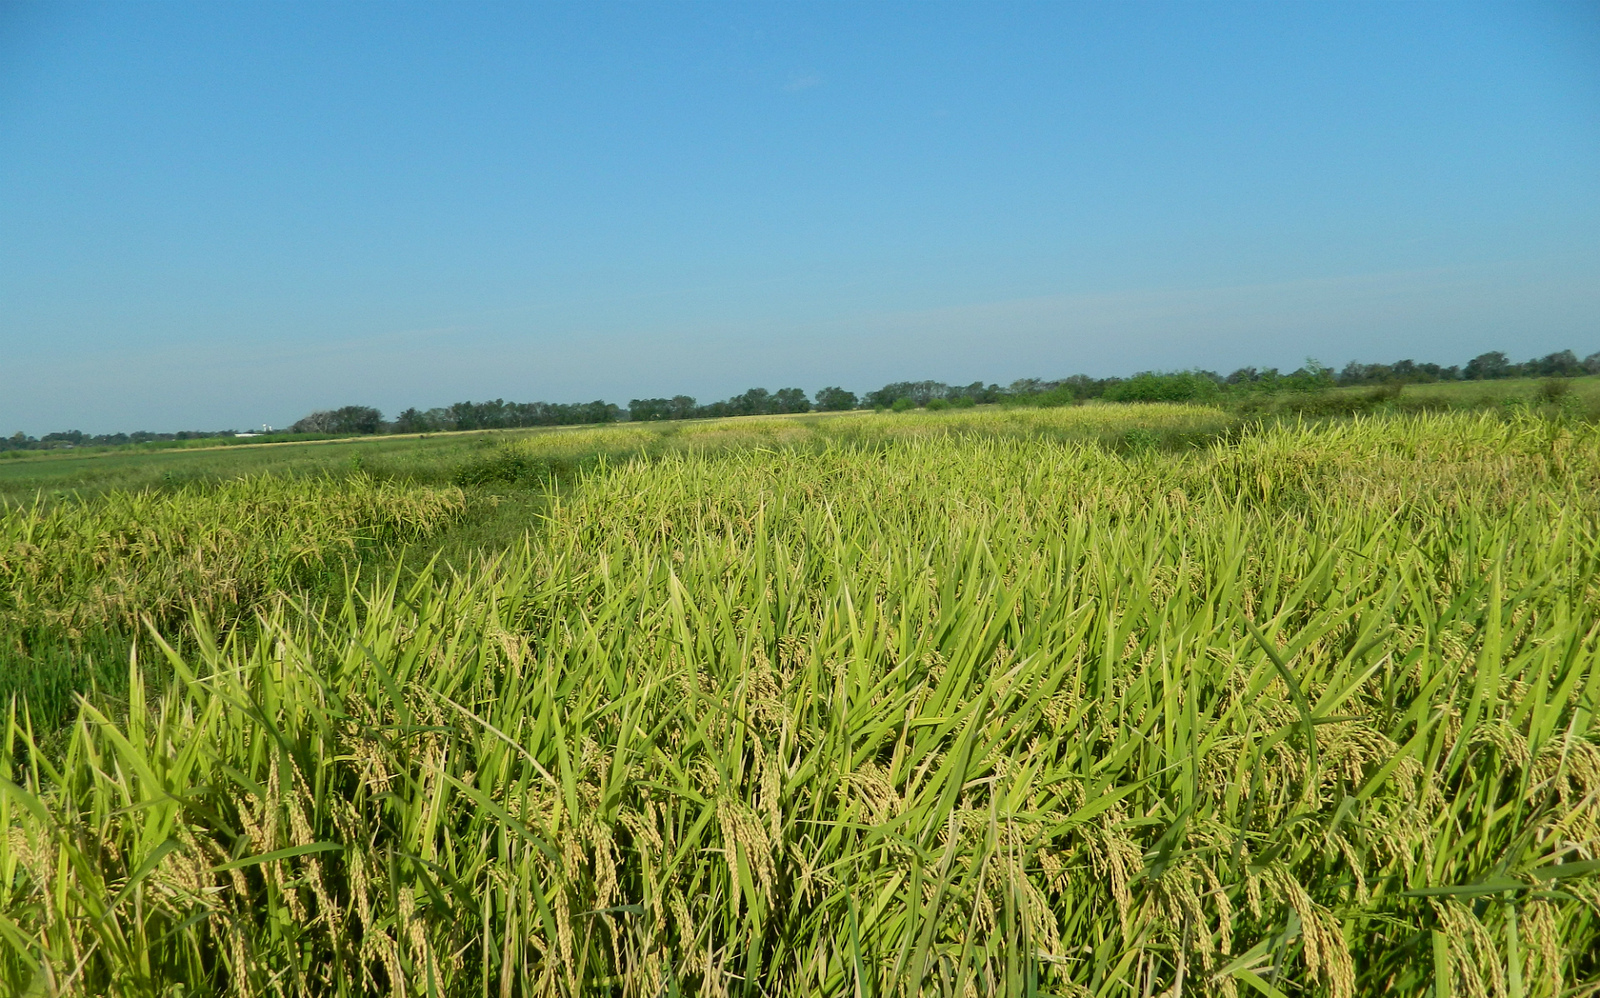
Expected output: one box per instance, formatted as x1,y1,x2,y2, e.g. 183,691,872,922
2,2,1597,432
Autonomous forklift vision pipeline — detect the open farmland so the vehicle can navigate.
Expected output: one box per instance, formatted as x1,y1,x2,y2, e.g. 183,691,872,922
2,405,1598,996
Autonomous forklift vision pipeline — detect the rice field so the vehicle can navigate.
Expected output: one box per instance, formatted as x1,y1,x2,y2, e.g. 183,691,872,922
1,405,1597,996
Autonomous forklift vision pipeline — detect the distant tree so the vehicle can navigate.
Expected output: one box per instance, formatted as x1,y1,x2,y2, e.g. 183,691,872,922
392,408,435,433
1057,375,1107,400
629,396,698,421
1527,350,1582,377
291,405,382,435
629,398,673,421
445,401,498,431
580,401,622,423
1334,363,1368,386
1284,359,1334,392
332,405,382,434
773,387,811,413
1338,358,1461,386
1464,351,1513,380
814,386,858,411
1585,352,1600,375
954,381,1004,404
449,399,519,430
865,384,898,408
290,413,326,433
726,388,773,416
867,381,949,408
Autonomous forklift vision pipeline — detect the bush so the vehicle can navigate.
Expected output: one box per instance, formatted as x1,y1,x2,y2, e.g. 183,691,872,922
1538,378,1573,403
452,451,542,486
890,397,915,412
925,398,951,411
1103,372,1221,404
1004,386,1079,409
1121,427,1159,454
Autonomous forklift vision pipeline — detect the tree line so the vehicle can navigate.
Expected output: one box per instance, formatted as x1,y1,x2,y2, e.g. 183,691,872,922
284,347,1600,435
290,399,622,436
278,348,1598,436
7,348,1596,451
0,428,244,454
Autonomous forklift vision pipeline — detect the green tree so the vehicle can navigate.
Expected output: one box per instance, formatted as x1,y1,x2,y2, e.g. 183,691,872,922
728,388,773,416
814,386,858,411
290,406,383,435
773,387,811,413
1527,350,1582,377
629,399,673,421
392,408,435,434
1464,351,1512,380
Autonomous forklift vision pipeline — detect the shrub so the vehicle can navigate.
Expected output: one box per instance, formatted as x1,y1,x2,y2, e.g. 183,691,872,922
1121,427,1159,453
890,397,915,412
1103,371,1221,404
1004,386,1078,409
1538,377,1573,403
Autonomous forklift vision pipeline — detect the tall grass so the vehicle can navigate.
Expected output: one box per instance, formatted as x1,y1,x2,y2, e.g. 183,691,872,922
2,410,1598,995
444,403,1235,487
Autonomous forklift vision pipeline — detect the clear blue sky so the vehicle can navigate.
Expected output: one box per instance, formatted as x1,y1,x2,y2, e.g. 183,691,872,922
2,2,1597,432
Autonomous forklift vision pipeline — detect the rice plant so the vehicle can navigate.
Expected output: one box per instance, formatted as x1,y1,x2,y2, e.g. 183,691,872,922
1,409,1597,996
0,475,467,726
0,473,466,638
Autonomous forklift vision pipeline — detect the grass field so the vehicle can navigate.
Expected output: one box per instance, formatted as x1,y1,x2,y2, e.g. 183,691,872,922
1362,375,1600,411
1227,376,1600,421
4,377,1593,505
0,430,527,505
1,403,1598,996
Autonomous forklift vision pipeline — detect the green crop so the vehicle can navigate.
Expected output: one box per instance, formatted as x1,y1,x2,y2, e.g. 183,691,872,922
0,474,466,637
1,409,1597,996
